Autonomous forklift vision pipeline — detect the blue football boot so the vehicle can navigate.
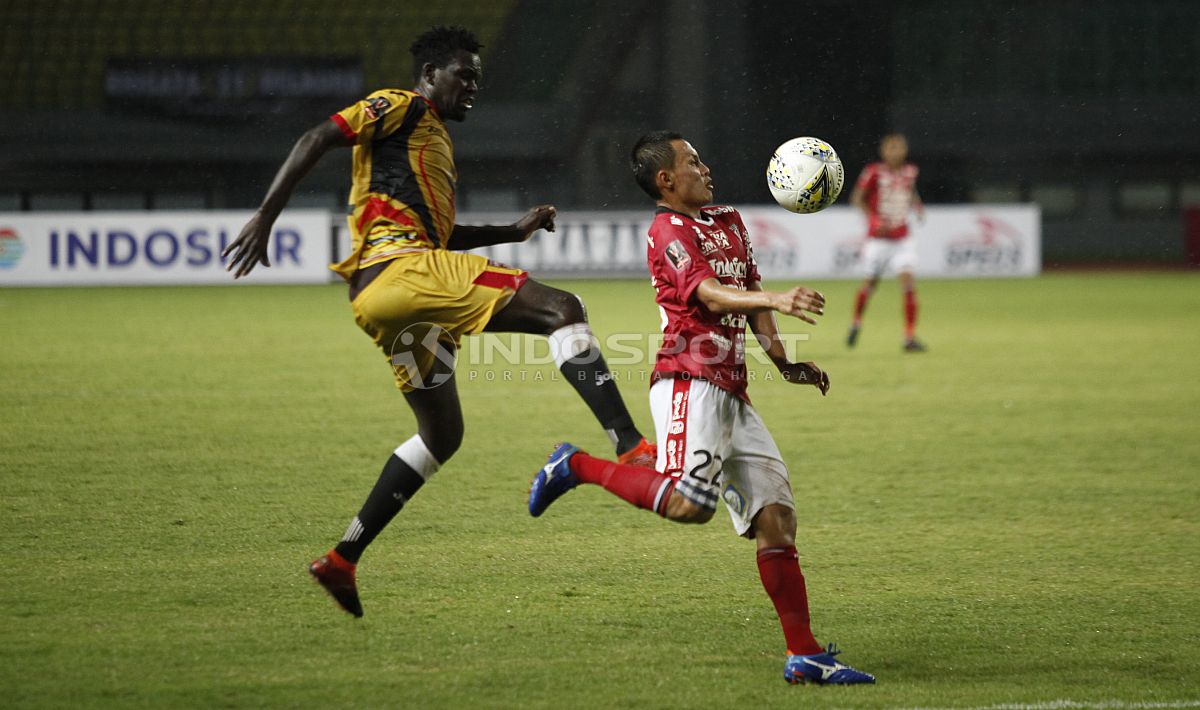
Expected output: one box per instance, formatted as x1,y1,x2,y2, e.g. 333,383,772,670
783,643,876,685
528,443,581,517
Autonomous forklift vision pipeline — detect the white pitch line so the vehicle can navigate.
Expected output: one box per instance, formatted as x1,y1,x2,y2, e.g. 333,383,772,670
895,700,1200,710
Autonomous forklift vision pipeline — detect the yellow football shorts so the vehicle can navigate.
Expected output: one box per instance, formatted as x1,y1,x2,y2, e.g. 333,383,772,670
350,250,527,391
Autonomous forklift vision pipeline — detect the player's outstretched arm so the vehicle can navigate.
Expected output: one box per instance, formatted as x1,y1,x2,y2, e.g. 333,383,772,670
746,283,830,395
449,205,556,250
850,182,869,217
222,120,346,278
695,278,824,324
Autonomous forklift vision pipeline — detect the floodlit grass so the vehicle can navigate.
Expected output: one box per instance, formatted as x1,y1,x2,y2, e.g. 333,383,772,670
1,274,1198,708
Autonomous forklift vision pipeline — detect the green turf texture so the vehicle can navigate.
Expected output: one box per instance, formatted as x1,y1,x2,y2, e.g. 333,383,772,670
1,274,1198,708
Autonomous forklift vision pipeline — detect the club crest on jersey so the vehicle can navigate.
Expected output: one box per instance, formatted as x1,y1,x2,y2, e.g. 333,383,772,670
665,240,691,271
364,96,392,120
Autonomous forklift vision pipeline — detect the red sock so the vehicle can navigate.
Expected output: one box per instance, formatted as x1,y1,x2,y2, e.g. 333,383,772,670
756,546,823,656
852,285,873,325
904,287,918,340
570,451,676,516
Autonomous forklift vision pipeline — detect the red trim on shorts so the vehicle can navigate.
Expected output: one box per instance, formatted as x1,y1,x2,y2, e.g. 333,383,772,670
473,268,528,292
356,196,418,233
662,377,691,474
330,113,357,142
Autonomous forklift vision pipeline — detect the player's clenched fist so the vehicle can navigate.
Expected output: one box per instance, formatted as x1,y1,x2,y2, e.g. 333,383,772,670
516,204,557,238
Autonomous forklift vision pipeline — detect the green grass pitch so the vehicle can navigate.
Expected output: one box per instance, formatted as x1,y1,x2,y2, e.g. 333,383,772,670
1,274,1198,708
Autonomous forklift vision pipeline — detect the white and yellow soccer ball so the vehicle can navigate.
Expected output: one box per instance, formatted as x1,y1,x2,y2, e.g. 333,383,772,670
766,136,845,214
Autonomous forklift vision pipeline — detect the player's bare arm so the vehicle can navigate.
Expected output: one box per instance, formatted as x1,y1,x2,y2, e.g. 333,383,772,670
746,282,831,395
850,182,869,216
222,119,347,278
695,278,825,324
449,205,556,250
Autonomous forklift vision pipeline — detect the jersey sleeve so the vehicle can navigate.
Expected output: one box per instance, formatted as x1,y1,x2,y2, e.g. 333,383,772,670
737,214,761,283
330,90,413,145
649,220,716,303
854,164,878,193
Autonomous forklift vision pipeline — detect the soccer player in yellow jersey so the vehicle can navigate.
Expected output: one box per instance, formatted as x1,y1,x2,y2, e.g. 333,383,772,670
222,26,653,617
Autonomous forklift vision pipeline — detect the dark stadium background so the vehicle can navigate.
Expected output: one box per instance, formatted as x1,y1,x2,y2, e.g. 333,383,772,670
1,0,1197,265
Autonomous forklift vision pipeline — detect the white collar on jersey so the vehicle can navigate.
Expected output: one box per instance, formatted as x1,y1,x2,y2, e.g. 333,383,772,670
657,205,715,226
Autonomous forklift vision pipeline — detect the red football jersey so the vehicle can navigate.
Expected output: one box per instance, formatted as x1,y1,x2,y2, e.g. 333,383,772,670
855,161,920,239
646,205,760,403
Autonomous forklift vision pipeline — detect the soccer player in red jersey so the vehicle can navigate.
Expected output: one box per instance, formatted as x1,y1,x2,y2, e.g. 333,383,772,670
847,133,927,352
527,132,875,685
222,26,653,618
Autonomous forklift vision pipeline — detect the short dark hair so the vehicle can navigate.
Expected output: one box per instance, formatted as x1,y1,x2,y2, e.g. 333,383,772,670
630,131,683,199
410,25,482,81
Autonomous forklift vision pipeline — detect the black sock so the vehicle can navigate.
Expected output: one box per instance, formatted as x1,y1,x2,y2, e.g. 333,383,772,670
558,347,643,454
334,454,427,564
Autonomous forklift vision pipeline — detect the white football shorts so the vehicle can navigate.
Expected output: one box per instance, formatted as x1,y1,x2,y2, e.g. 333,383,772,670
649,376,794,537
861,236,917,278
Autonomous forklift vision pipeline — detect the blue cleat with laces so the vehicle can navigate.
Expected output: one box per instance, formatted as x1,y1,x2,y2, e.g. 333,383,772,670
528,443,581,517
783,644,876,685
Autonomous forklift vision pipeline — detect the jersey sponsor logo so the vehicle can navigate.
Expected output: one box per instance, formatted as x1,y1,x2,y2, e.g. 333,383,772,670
0,227,25,269
708,257,748,280
664,383,691,473
718,313,747,329
363,96,392,120
697,227,731,249
669,215,684,226
705,205,735,215
665,239,691,270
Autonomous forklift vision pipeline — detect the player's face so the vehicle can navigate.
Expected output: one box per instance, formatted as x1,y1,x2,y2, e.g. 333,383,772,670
426,50,481,122
881,136,908,165
668,140,713,208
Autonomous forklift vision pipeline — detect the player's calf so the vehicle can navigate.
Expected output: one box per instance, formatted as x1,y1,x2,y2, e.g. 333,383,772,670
661,492,715,524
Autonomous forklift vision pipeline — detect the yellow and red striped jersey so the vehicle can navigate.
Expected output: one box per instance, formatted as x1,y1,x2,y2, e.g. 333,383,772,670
329,89,457,280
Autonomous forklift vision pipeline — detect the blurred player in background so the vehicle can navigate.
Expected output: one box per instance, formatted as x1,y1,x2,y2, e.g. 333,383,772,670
526,131,875,686
847,133,927,352
222,25,653,618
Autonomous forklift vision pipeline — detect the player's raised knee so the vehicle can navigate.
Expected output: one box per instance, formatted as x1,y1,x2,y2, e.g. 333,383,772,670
548,291,587,328
418,427,462,464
